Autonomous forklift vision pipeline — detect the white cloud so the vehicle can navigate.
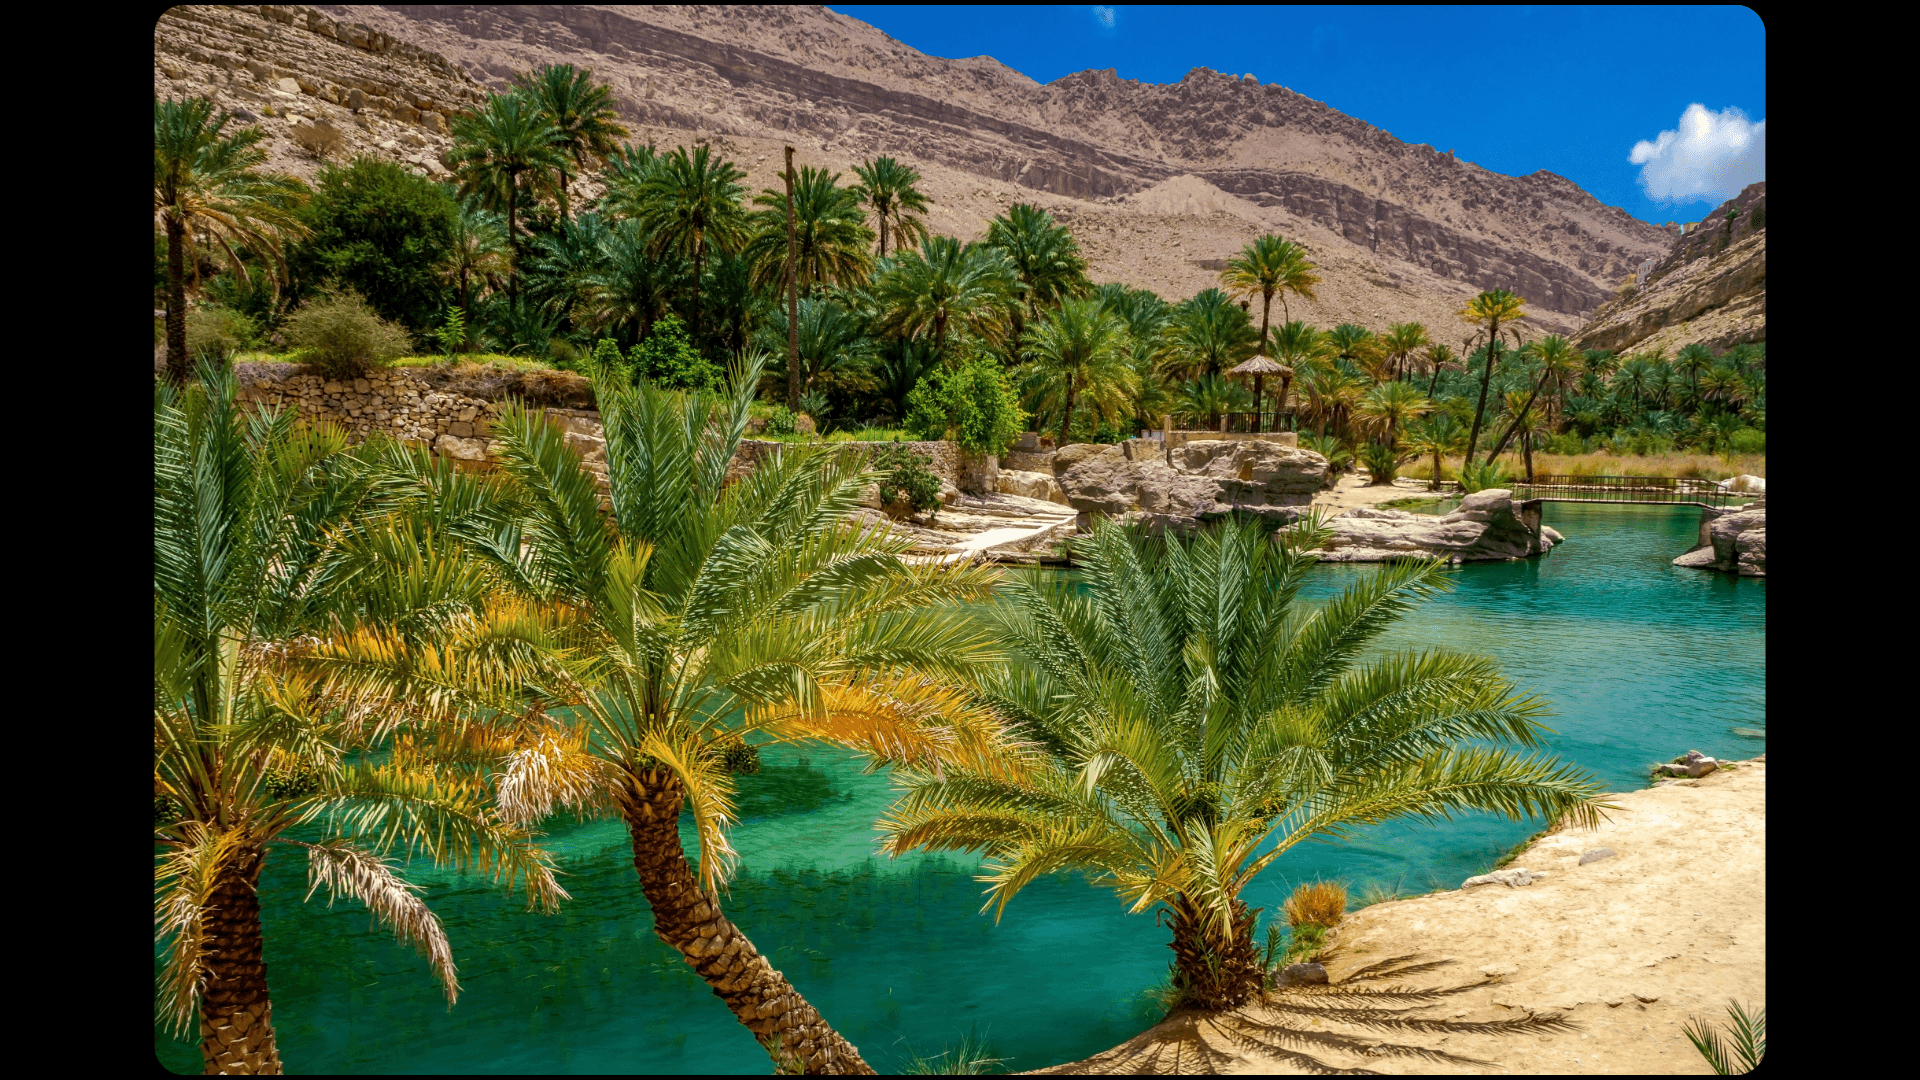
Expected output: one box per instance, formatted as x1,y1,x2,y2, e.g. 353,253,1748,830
1630,104,1766,203
1091,6,1115,29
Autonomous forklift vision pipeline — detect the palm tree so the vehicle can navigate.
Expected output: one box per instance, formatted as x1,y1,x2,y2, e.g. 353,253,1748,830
1268,320,1327,426
1325,323,1375,369
743,166,876,297
1403,413,1467,490
879,517,1605,1012
1497,388,1542,479
1457,289,1528,465
443,197,512,325
481,360,1007,1073
871,236,1019,358
1176,373,1248,431
1095,283,1176,429
986,204,1091,336
1355,380,1432,447
1381,322,1431,382
1165,288,1260,379
155,97,309,383
1218,234,1313,350
514,64,630,221
583,217,684,346
852,155,931,259
448,93,568,297
1020,296,1138,443
1297,364,1364,441
759,296,875,395
524,211,614,324
1486,334,1576,463
1423,343,1458,399
1675,343,1716,402
155,367,569,1073
623,144,750,343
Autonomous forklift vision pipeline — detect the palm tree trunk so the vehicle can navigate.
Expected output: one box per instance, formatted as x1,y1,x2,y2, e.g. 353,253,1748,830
506,168,521,301
1431,450,1443,491
877,206,889,260
1166,896,1261,1012
784,148,801,409
1464,330,1500,465
1277,374,1293,431
1258,291,1272,353
1058,375,1077,445
1427,364,1443,400
166,216,191,384
1486,364,1554,463
1523,429,1534,482
621,770,873,1075
691,227,705,347
198,845,283,1074
1253,374,1265,432
558,166,571,223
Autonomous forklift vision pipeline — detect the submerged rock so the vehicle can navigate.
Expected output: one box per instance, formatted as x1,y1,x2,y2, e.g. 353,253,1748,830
1319,489,1558,563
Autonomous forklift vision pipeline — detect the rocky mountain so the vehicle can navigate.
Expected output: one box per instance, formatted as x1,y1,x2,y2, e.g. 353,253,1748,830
1575,182,1766,356
158,4,1677,337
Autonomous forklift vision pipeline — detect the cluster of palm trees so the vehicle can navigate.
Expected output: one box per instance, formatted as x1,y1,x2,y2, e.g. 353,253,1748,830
156,356,1607,1073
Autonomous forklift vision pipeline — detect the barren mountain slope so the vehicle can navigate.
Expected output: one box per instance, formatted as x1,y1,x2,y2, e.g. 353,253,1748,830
315,4,1673,336
1575,183,1766,356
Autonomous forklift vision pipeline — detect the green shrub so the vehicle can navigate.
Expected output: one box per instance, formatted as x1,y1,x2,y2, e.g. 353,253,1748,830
632,314,720,391
1358,441,1400,484
873,442,943,521
765,405,797,436
1300,433,1353,473
796,388,830,422
1729,427,1765,454
281,288,414,377
431,308,467,361
1542,432,1587,455
1459,459,1512,493
185,305,259,363
587,338,631,387
1284,923,1327,964
289,157,459,331
903,354,1026,455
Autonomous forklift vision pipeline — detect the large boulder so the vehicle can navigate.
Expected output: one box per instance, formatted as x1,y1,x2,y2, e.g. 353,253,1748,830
1054,438,1328,529
1674,495,1765,576
1318,489,1556,563
996,469,1068,505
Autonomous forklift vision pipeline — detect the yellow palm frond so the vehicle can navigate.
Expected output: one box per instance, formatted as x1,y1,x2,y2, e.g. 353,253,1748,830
153,822,246,1036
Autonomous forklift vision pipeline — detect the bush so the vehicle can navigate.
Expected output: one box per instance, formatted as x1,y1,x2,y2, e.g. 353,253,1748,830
1459,459,1512,493
1300,433,1353,473
282,288,414,377
765,405,797,436
1284,881,1348,929
903,353,1026,455
1541,432,1587,456
632,314,720,391
1729,427,1765,454
873,442,943,521
185,305,259,363
289,157,459,331
1358,441,1400,485
586,338,631,387
1284,923,1328,964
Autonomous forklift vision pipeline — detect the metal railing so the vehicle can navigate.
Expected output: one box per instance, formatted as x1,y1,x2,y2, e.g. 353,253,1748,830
1508,475,1754,508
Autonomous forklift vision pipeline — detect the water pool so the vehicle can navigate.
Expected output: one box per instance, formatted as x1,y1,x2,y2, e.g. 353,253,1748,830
156,501,1764,1074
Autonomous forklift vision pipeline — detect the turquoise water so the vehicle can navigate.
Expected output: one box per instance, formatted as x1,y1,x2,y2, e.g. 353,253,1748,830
156,502,1764,1074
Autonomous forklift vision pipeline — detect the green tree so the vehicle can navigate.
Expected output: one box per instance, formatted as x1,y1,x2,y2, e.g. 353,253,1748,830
851,155,931,259
872,236,1019,358
620,145,750,344
985,204,1090,335
1486,334,1576,463
1095,284,1176,430
1381,322,1431,382
1423,342,1458,399
1355,379,1432,447
1675,343,1716,402
1020,297,1138,443
1457,290,1529,465
155,367,567,1073
289,158,459,331
513,63,629,221
155,97,309,382
447,93,568,297
579,218,682,347
1403,412,1467,490
743,166,876,297
757,297,875,395
1175,373,1249,430
443,197,512,324
1267,319,1328,423
481,361,1006,1073
879,517,1604,1011
904,350,1027,455
1165,288,1259,379
1220,234,1316,351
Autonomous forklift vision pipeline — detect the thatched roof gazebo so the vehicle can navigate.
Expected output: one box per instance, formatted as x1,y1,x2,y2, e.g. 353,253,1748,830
1228,355,1292,432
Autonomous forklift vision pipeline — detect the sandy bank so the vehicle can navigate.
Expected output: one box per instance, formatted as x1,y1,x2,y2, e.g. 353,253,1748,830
1038,757,1765,1075
1312,473,1454,514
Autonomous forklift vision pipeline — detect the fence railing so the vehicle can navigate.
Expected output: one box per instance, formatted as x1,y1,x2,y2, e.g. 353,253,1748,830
1508,474,1753,507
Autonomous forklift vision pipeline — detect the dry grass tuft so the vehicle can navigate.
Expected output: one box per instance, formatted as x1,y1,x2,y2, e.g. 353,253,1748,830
1285,880,1348,929
1403,451,1765,482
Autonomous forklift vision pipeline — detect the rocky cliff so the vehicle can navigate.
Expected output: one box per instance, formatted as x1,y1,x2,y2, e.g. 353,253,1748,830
159,3,1673,336
1575,182,1766,356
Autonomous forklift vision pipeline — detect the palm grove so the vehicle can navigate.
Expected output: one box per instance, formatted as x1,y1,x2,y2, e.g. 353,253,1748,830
161,67,1672,1074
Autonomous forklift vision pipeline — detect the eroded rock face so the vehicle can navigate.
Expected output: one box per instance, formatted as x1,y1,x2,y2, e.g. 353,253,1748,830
1053,439,1328,529
1674,496,1765,577
1319,489,1555,563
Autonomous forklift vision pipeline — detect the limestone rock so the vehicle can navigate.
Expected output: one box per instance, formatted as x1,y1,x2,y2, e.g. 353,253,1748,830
1053,438,1327,529
996,469,1068,505
1461,867,1546,889
1578,848,1617,865
435,434,488,461
1320,489,1554,563
1278,962,1328,986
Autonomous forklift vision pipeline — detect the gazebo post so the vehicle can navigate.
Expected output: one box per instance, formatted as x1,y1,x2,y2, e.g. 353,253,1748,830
1253,374,1265,432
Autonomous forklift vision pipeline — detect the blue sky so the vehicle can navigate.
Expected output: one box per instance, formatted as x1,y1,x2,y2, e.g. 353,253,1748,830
827,5,1765,226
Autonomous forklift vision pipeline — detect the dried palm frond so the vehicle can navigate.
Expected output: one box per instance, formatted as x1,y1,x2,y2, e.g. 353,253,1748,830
154,823,244,1035
288,839,461,1004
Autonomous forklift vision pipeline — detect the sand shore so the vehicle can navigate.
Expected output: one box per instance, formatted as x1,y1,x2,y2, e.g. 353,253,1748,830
1038,757,1766,1075
1311,473,1455,514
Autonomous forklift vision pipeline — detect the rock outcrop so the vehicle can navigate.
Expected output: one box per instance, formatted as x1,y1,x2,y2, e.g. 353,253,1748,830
1318,489,1562,563
1673,496,1765,576
1576,182,1766,356
1052,438,1328,529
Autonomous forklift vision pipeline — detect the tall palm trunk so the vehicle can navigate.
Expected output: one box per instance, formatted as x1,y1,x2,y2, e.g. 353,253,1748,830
877,202,890,260
784,148,801,409
1257,291,1272,353
1277,373,1293,432
1465,330,1501,465
621,770,873,1075
199,845,283,1074
1058,374,1077,444
1165,895,1262,1012
166,216,190,384
1487,364,1554,463
506,167,522,300
691,225,705,346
